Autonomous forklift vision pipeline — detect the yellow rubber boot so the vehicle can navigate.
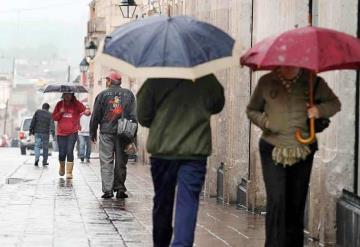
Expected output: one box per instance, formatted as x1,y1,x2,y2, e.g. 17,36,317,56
66,162,74,179
59,161,65,176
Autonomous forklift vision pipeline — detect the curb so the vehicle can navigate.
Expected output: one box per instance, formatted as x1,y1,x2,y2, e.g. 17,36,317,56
4,158,31,184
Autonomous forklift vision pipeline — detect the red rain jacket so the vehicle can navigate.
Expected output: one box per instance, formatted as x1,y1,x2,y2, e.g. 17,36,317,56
52,99,86,136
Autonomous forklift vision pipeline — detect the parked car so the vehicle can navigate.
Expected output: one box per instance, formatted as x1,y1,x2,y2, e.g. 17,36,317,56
17,117,52,155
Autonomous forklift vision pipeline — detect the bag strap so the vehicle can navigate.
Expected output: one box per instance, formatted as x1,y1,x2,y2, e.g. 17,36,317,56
313,77,321,103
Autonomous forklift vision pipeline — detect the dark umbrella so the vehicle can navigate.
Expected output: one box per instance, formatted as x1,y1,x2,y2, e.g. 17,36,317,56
97,15,241,80
241,26,360,144
43,82,88,93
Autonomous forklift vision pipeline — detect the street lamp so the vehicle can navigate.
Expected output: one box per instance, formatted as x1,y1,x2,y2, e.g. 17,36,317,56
79,58,89,73
118,0,137,19
85,41,97,60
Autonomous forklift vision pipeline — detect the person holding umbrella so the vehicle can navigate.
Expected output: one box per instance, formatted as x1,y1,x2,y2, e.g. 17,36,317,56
137,74,225,246
241,25,360,246
246,67,341,246
52,93,86,179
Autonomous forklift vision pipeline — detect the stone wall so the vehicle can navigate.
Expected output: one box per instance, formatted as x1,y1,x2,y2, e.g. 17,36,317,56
179,0,252,203
306,0,358,244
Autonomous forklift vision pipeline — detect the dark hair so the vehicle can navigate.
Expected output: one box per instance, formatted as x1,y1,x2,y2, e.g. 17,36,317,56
111,79,122,86
61,93,75,100
42,103,50,110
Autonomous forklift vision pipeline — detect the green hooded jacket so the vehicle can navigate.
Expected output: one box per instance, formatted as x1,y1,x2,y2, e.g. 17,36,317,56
137,74,225,160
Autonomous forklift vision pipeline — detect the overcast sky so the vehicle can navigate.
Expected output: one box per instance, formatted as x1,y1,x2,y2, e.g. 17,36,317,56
0,0,90,65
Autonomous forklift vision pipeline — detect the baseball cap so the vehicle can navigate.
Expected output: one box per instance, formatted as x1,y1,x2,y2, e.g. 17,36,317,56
106,71,122,81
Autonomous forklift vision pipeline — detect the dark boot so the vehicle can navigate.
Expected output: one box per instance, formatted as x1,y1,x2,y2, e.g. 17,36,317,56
34,160,39,166
101,191,114,199
116,191,128,199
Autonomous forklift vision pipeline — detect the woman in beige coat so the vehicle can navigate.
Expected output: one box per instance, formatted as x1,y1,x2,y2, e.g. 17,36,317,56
247,66,341,247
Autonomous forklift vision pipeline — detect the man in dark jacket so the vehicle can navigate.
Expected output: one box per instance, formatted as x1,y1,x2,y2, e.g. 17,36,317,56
30,103,55,166
137,74,225,247
90,71,137,199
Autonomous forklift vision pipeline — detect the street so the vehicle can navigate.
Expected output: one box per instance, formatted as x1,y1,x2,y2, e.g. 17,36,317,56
0,148,267,247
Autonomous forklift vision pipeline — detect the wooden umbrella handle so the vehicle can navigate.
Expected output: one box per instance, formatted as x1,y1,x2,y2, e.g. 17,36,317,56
295,118,315,144
295,71,316,144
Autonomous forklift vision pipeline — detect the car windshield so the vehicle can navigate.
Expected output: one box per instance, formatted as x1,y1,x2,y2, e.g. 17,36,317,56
22,119,32,131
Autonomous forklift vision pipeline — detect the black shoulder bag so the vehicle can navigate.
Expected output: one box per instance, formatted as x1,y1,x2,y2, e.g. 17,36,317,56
310,77,331,133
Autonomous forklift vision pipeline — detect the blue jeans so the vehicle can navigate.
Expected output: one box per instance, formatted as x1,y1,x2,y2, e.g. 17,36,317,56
150,158,207,247
79,135,91,159
34,133,49,163
57,133,78,162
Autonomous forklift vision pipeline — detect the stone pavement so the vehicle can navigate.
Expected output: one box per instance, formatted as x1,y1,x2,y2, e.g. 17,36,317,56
0,153,266,247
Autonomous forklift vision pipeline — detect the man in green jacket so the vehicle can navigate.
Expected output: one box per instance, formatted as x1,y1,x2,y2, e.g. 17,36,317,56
137,74,225,247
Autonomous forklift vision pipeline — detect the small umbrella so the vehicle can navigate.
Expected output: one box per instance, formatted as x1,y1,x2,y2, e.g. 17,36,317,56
43,82,88,93
96,15,241,80
241,26,360,144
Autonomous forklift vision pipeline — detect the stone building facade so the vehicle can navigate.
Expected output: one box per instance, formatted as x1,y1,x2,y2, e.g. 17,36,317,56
85,0,139,108
84,0,359,245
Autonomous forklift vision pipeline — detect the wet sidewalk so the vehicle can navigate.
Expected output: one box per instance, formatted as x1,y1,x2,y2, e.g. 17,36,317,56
0,154,265,247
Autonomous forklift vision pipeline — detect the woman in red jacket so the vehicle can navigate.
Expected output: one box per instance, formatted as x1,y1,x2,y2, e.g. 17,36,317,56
52,93,85,179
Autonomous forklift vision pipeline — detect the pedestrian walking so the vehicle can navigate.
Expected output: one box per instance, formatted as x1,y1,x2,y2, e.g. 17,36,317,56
79,105,92,163
246,67,341,247
52,93,85,179
137,74,225,247
90,71,137,199
29,103,55,167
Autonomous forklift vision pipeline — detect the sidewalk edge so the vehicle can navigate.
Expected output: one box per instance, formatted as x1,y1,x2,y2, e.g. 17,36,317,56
3,158,30,184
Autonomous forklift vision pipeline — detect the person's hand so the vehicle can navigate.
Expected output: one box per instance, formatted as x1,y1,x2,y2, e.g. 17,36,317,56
307,104,320,119
60,108,65,113
91,136,97,144
124,143,137,155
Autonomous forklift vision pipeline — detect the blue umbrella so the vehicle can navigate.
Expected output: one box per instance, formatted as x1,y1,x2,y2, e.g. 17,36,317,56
97,15,241,80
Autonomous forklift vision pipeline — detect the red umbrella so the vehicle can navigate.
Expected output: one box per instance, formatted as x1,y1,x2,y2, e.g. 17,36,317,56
241,26,360,144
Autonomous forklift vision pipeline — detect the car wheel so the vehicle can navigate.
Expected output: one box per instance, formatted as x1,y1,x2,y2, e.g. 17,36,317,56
20,146,26,155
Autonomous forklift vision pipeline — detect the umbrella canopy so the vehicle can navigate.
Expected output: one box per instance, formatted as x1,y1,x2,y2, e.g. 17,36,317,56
240,26,360,73
43,82,88,93
97,15,241,80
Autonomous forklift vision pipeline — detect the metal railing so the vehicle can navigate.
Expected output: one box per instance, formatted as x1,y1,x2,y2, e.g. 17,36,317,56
336,190,360,246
